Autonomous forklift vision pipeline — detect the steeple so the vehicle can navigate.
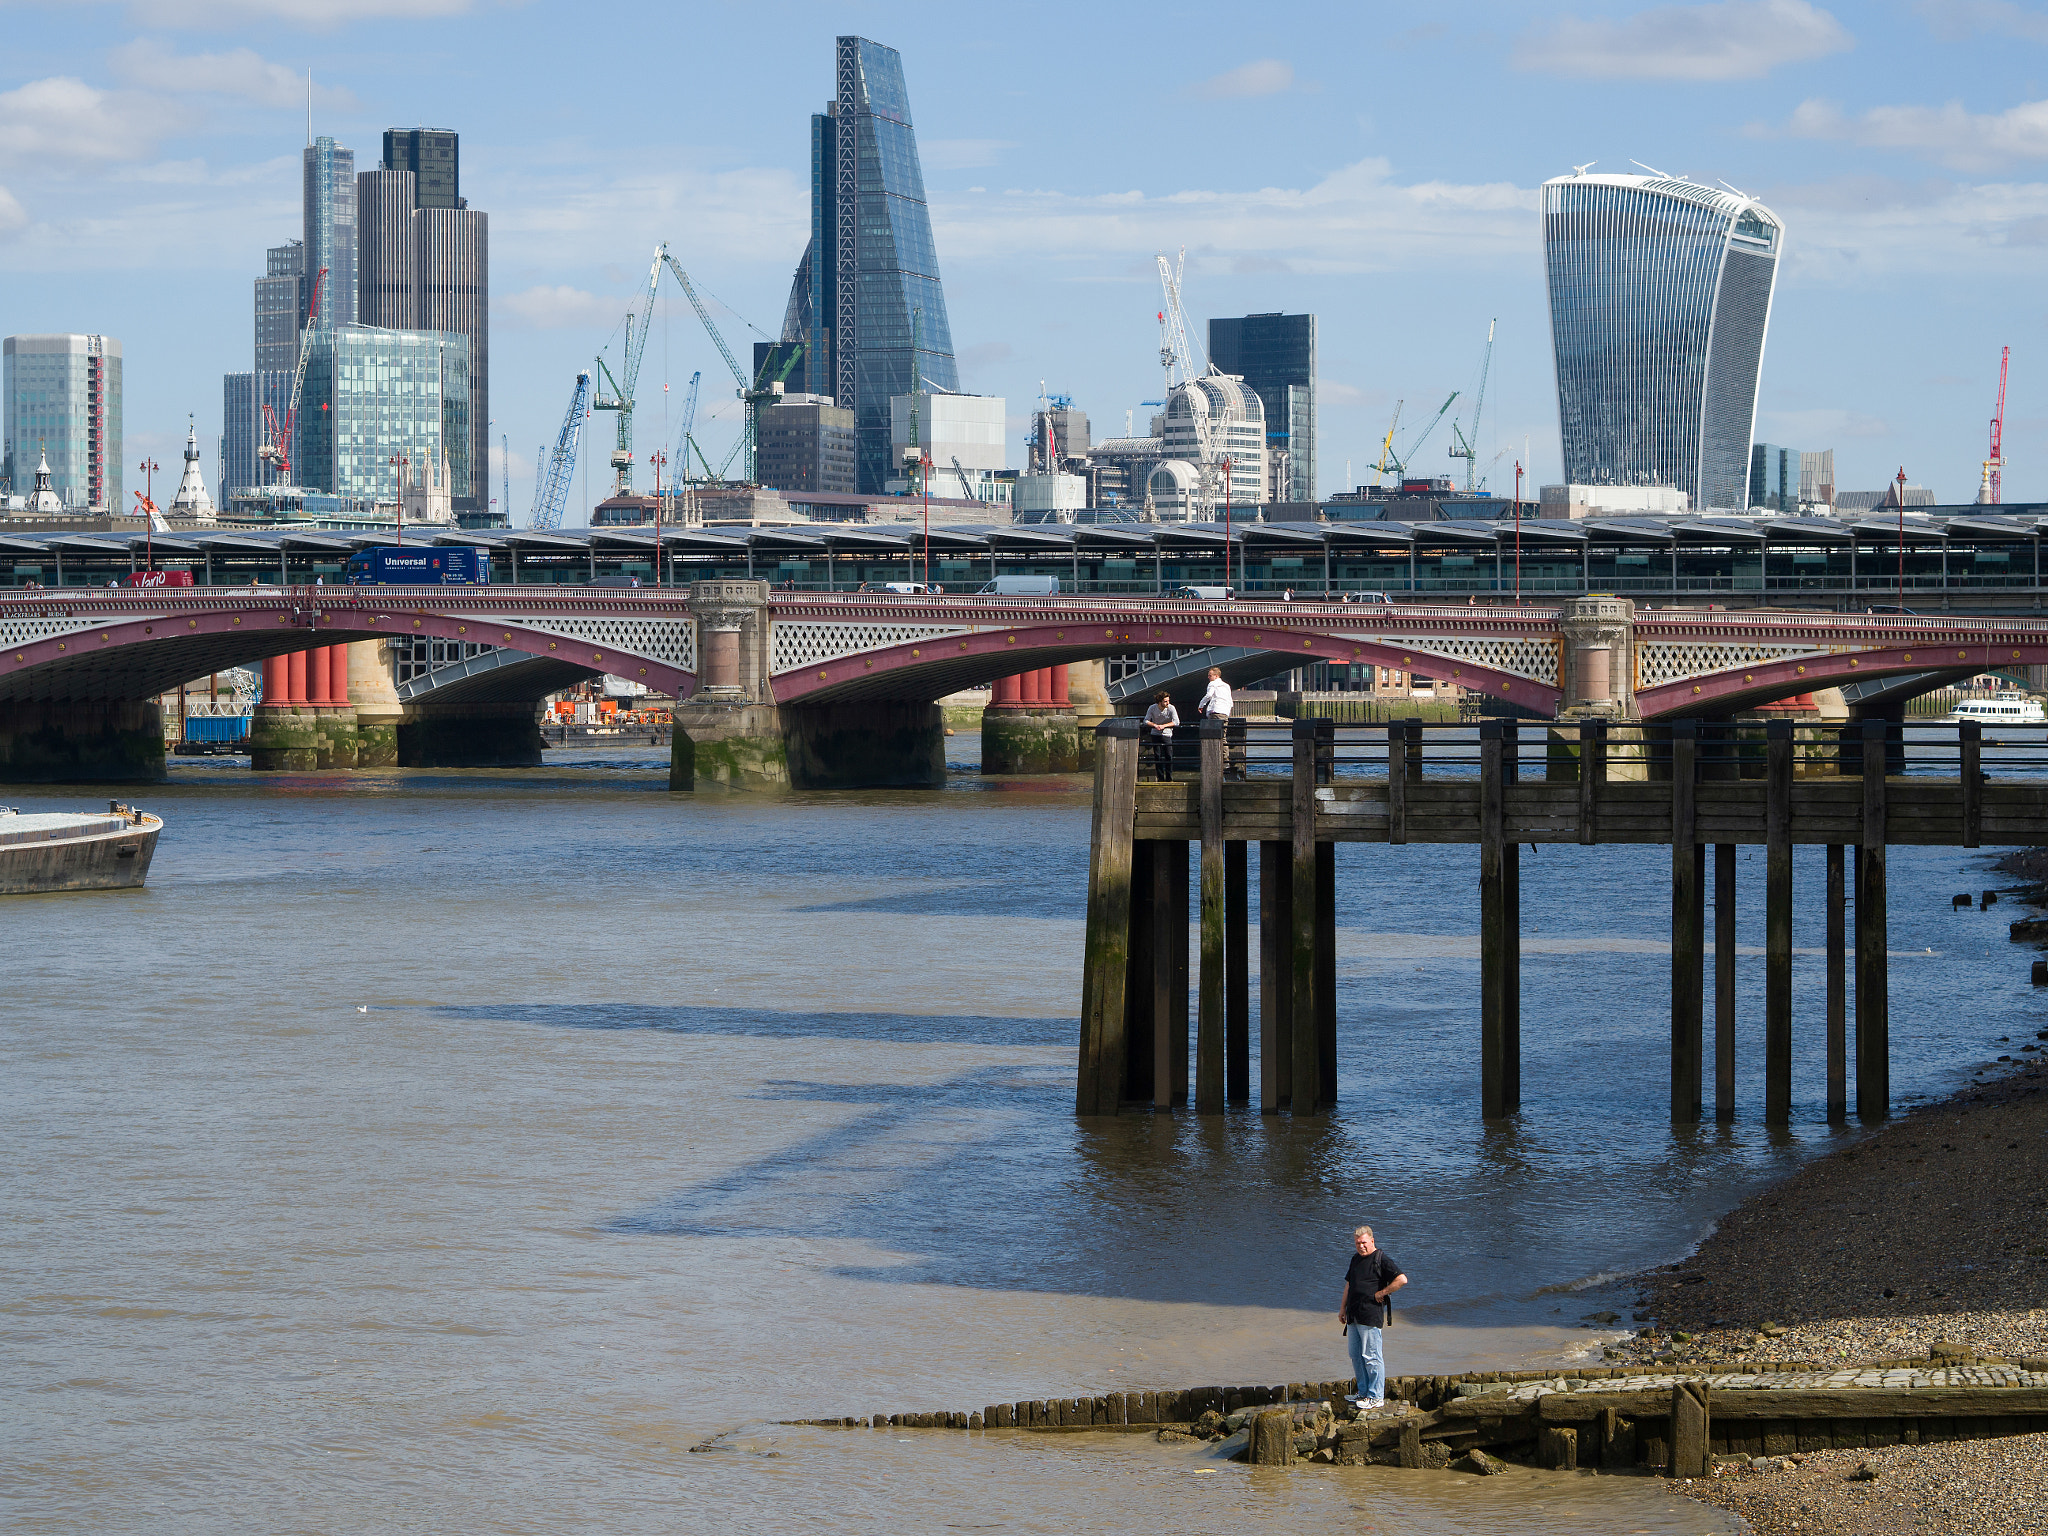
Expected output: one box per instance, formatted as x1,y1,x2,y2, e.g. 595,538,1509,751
169,415,216,522
27,448,64,515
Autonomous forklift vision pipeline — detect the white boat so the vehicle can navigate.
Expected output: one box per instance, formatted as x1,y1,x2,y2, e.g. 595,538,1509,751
0,804,160,894
1946,691,2047,726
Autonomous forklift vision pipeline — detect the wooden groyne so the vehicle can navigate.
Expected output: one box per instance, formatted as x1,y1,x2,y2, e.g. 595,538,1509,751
1078,715,2048,1124
792,1358,2048,1474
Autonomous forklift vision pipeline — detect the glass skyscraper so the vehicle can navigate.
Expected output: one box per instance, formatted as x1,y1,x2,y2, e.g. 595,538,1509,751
221,371,294,496
3,333,121,510
780,36,957,493
302,136,357,331
1209,312,1316,503
1542,171,1782,511
297,325,469,504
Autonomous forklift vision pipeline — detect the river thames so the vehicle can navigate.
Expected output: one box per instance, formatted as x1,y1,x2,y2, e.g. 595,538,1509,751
3,738,2030,1532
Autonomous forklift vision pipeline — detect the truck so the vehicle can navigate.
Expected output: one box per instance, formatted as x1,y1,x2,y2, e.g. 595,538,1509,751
344,547,490,586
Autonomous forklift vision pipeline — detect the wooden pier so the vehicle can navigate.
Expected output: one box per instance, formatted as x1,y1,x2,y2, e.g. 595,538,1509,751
1077,715,2044,1122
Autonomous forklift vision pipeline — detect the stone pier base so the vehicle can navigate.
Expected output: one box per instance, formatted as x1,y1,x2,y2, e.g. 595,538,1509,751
0,699,166,783
395,702,546,768
981,707,1081,773
670,700,945,791
250,704,359,770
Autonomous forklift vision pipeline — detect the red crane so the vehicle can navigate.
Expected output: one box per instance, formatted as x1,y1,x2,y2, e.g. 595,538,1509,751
259,266,329,487
1987,345,2010,505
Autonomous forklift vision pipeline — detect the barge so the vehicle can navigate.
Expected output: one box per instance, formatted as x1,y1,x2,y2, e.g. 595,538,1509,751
0,802,161,894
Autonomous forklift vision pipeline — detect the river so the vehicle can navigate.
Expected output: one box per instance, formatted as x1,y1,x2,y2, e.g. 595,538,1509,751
3,734,2029,1532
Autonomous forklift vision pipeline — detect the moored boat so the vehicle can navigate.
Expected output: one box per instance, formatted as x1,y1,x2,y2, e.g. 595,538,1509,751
1945,691,2047,726
0,802,161,894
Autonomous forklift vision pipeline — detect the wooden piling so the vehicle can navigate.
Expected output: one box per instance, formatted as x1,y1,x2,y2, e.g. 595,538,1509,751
1077,720,1140,1115
1226,840,1250,1105
1579,718,1605,846
1669,1382,1710,1478
1197,721,1225,1115
1315,723,1337,1109
1766,720,1793,1126
1715,841,1736,1122
1502,720,1521,1113
1481,722,1508,1119
1154,842,1189,1109
1826,843,1846,1124
1961,719,1982,847
1290,721,1321,1115
1670,722,1703,1123
1857,719,1889,1120
1259,840,1292,1112
1387,721,1407,843
1127,840,1155,1104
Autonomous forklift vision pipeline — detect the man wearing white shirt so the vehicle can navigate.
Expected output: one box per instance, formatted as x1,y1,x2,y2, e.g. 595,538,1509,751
1197,667,1233,721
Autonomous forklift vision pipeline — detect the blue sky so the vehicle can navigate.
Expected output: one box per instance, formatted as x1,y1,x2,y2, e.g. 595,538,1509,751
4,0,2048,519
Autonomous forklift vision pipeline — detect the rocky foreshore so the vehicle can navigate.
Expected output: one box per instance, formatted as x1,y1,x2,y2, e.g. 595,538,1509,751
1607,1055,2048,1532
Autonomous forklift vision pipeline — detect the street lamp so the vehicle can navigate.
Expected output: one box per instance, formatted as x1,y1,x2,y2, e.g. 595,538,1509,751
389,452,410,554
137,456,159,571
648,449,668,587
1220,455,1233,593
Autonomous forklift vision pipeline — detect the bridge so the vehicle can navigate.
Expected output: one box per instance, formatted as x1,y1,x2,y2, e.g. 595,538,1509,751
4,580,2048,783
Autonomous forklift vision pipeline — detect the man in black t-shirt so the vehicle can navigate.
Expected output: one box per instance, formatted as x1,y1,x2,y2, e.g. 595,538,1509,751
1337,1224,1407,1407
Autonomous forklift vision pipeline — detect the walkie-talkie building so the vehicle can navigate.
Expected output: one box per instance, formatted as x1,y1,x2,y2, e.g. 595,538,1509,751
779,36,958,494
1542,171,1782,511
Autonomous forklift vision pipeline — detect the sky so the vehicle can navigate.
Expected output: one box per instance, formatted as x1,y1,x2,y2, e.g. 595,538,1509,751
4,0,2048,521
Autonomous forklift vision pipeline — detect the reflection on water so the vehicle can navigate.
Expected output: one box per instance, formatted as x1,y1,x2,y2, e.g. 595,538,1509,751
0,742,2019,1531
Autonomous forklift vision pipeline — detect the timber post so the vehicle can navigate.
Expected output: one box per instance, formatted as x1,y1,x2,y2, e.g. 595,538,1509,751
1315,722,1338,1109
1502,719,1522,1112
1670,721,1702,1123
1077,718,1140,1115
1259,840,1291,1112
1226,839,1250,1106
1856,718,1889,1119
1197,719,1226,1115
1578,717,1606,846
1715,839,1736,1122
1387,720,1408,843
1962,719,1982,847
1152,840,1189,1109
1289,720,1322,1114
1826,843,1847,1124
1480,721,1508,1119
1765,719,1794,1126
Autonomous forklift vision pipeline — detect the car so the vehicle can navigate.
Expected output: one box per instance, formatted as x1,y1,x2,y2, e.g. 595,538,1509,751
1345,591,1397,605
1864,604,1918,616
859,581,938,594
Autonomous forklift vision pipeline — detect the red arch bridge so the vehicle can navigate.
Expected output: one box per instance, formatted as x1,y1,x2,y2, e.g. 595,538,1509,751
2,583,2044,783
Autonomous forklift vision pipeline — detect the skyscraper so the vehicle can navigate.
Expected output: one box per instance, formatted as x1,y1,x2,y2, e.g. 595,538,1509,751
221,371,293,495
1541,170,1782,511
254,241,306,374
3,334,121,510
303,136,357,330
357,128,489,517
298,325,469,509
780,36,957,493
1208,313,1316,503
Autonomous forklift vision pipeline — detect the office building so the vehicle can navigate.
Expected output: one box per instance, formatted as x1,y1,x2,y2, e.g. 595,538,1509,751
255,242,307,374
1542,169,1782,511
303,136,357,331
3,333,121,510
221,371,293,495
357,128,489,517
1150,373,1266,519
1539,483,1689,520
757,394,857,494
1801,449,1835,509
779,36,959,492
296,325,469,514
1208,312,1315,503
1030,399,1090,474
888,391,1004,495
1749,442,1801,511
1084,435,1164,512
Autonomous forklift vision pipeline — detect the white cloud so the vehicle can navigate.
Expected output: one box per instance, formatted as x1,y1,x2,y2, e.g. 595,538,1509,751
0,184,25,239
123,0,478,25
0,77,190,168
496,285,621,330
110,39,357,110
1781,96,2048,172
1757,407,1894,440
1914,0,2048,42
1192,59,1297,99
920,139,1017,172
1517,0,1851,80
1762,172,2048,280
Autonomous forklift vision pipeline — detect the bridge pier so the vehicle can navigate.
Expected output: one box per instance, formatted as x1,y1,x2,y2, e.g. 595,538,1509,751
252,644,358,769
982,668,1080,774
0,699,165,783
395,701,546,768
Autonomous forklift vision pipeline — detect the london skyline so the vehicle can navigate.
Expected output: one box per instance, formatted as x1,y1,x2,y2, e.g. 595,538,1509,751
1,0,2042,517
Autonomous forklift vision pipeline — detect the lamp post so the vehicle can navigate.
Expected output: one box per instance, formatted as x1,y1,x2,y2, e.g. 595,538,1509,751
389,452,410,554
1895,465,1907,606
137,457,159,571
649,449,667,587
921,448,932,589
1221,454,1233,593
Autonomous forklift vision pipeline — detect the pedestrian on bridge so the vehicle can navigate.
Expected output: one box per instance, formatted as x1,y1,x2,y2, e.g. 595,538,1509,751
1338,1224,1407,1409
1143,691,1179,782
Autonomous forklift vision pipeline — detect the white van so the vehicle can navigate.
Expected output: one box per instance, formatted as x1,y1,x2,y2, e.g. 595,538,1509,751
1172,585,1232,600
977,575,1061,596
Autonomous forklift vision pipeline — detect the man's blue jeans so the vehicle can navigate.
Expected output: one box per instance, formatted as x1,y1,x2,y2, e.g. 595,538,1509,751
1347,1323,1384,1400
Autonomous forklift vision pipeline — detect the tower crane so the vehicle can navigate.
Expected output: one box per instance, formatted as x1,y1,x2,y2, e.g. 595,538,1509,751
590,247,663,499
658,245,800,484
1982,345,2010,505
669,370,701,479
1447,320,1496,492
258,266,328,487
1155,246,1222,518
1394,392,1459,481
1370,400,1405,485
529,371,590,530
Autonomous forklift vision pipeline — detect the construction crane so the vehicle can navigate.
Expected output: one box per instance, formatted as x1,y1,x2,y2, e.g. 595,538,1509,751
1370,400,1405,484
1386,391,1459,482
590,248,663,500
669,370,701,479
529,371,590,530
1154,246,1222,518
258,266,328,486
1983,345,2010,505
951,454,982,503
1447,320,1496,492
657,245,799,484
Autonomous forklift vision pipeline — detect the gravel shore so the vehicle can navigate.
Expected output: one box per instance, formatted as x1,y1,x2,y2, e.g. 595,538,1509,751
1601,1057,2048,1531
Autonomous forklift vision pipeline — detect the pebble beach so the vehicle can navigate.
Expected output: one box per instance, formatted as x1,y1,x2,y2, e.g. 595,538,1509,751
1606,1051,2048,1532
